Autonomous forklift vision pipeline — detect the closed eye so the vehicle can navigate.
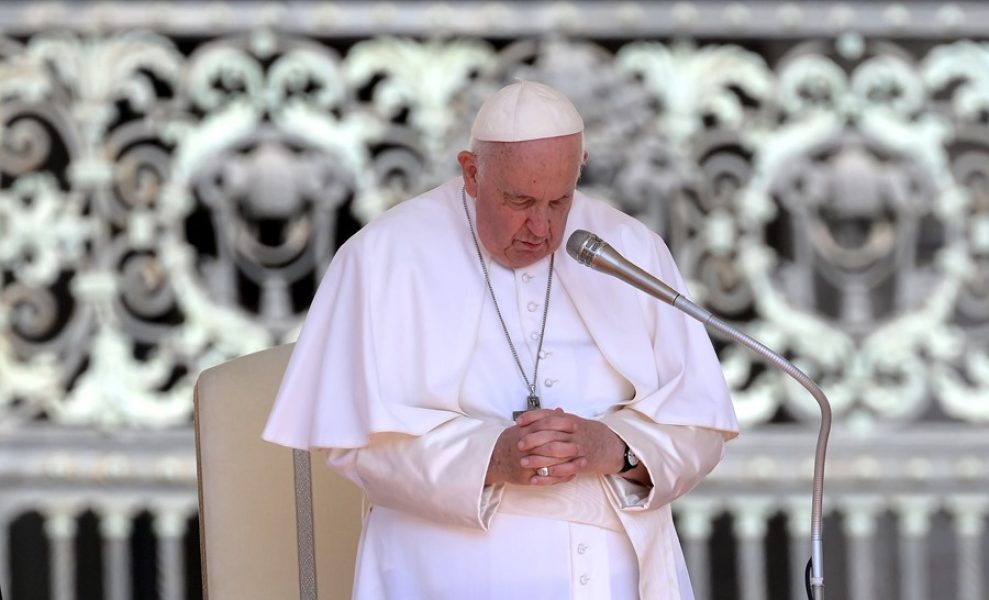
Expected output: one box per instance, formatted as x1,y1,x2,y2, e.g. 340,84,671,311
502,192,572,209
503,193,536,208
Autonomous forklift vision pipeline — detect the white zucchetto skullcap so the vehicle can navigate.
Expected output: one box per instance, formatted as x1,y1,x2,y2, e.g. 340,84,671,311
470,80,584,143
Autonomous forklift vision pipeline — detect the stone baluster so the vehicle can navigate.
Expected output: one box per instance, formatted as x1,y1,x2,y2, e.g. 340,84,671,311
841,496,882,600
153,503,189,600
947,496,988,600
785,500,811,600
678,500,718,600
100,505,134,600
44,505,78,600
894,496,936,600
732,498,773,600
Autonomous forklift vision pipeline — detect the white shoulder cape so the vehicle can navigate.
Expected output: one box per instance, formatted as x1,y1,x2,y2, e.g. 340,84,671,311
263,178,739,449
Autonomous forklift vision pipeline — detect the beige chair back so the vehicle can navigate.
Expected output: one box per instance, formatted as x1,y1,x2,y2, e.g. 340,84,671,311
194,344,363,600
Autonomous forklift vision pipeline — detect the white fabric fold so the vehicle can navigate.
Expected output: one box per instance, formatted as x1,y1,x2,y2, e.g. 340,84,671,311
325,416,505,530
326,411,724,599
601,414,727,513
497,474,624,533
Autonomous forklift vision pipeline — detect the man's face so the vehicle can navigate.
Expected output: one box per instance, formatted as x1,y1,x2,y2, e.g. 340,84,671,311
458,133,585,269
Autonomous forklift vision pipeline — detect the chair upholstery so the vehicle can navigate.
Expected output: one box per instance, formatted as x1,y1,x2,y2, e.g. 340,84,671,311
194,343,363,600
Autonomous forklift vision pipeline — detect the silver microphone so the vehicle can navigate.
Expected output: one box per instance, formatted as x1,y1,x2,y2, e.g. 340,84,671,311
567,229,681,307
566,228,832,600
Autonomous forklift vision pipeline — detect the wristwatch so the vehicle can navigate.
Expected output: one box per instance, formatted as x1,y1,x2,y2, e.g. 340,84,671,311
620,442,640,473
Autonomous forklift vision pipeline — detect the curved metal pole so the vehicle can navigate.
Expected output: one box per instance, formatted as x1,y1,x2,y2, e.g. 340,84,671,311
566,230,832,598
672,296,831,599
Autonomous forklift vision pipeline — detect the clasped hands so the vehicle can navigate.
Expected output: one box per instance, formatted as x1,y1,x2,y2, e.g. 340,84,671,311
485,408,626,486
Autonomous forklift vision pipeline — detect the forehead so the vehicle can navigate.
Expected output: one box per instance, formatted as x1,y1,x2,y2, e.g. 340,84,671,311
486,133,583,161
483,134,583,186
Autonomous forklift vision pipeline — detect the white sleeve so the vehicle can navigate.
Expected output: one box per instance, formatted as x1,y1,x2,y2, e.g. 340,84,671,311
600,409,726,511
324,416,508,530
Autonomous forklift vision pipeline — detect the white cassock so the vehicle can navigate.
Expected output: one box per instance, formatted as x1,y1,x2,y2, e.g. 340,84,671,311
263,178,740,599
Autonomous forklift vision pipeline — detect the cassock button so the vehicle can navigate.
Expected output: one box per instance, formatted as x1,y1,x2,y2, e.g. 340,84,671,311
521,272,533,282
577,543,588,554
580,575,590,585
530,332,540,341
538,350,550,359
544,378,557,387
527,302,539,312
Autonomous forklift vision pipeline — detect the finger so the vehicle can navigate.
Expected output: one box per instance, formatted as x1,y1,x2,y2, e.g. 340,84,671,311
520,442,581,463
518,429,573,451
530,473,577,486
528,457,587,481
520,448,580,469
515,407,564,427
520,414,580,435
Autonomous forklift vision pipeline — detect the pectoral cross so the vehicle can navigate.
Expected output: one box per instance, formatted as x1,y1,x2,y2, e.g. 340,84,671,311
512,390,542,420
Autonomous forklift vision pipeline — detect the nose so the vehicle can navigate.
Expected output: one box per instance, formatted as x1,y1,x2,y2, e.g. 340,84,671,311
526,205,551,238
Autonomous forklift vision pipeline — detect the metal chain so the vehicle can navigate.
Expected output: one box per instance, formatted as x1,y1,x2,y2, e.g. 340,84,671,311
461,187,553,402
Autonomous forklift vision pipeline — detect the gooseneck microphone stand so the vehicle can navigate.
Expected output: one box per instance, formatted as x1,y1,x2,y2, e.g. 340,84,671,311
567,230,832,600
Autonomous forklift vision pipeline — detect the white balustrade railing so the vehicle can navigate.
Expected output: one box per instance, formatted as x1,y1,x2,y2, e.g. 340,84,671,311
0,427,198,600
0,425,985,600
678,425,989,600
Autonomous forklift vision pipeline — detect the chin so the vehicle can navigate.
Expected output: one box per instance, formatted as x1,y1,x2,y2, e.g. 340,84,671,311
508,249,550,268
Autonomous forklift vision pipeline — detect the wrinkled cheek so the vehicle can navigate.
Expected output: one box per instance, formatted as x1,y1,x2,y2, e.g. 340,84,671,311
550,220,565,243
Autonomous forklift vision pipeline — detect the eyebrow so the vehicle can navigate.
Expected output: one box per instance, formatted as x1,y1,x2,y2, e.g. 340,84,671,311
503,190,572,202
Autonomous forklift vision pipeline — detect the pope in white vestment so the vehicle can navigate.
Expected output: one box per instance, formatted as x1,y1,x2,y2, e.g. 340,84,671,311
263,81,739,600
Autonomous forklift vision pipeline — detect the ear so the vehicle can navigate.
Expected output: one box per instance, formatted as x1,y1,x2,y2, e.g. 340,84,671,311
458,150,479,198
576,150,589,184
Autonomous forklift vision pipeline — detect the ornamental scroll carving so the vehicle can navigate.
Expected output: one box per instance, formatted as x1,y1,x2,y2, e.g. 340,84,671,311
1,30,987,429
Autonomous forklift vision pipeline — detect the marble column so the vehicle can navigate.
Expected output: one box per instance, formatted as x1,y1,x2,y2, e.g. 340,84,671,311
785,500,812,600
100,507,134,600
678,500,718,600
894,496,936,600
44,506,78,600
947,497,988,600
841,497,882,600
153,504,188,600
732,498,773,600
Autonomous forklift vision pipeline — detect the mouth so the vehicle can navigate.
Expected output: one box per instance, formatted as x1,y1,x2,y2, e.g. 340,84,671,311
515,239,546,251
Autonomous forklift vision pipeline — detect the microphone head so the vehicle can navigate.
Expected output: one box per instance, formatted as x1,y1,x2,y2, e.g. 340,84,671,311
566,230,603,266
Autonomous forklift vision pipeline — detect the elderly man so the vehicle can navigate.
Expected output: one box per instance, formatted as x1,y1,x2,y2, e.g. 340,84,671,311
264,81,738,599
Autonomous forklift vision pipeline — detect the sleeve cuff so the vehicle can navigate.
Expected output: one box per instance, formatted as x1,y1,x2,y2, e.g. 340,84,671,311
599,409,726,512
